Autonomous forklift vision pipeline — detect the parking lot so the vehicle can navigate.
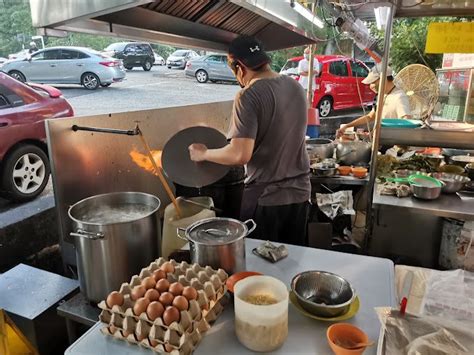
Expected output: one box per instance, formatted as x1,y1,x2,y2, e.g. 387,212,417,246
60,65,240,117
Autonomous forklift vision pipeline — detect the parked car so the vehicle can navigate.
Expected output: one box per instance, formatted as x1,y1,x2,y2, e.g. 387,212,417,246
167,50,199,69
1,46,125,90
185,54,236,83
104,42,155,71
153,52,165,66
280,55,376,117
0,72,74,201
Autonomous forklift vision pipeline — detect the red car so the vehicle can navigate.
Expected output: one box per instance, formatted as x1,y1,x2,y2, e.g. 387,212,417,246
0,72,73,201
279,55,376,117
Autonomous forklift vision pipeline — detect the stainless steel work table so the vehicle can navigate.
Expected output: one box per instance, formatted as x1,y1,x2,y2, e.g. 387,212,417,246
311,175,369,186
373,188,474,220
65,239,396,355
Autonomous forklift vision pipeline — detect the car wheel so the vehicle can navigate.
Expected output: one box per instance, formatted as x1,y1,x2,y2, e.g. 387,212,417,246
81,72,100,90
210,80,217,83
100,83,111,87
124,65,133,70
9,70,26,83
195,70,209,83
167,66,171,69
0,144,50,202
143,60,152,71
318,97,333,117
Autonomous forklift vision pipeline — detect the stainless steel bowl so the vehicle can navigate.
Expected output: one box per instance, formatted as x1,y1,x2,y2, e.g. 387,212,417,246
291,271,355,317
410,183,442,200
336,141,371,166
431,173,470,194
306,138,335,161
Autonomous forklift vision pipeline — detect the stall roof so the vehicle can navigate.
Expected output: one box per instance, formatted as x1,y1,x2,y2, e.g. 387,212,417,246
29,0,322,51
329,0,474,19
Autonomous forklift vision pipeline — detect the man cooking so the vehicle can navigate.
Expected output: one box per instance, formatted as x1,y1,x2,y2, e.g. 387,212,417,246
298,46,320,91
188,35,310,246
336,65,412,138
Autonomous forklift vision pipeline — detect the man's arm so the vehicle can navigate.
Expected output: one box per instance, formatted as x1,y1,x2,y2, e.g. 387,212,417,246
298,60,309,77
189,138,254,166
336,110,375,138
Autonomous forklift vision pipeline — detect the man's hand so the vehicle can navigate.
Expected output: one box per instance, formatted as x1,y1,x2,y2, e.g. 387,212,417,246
188,143,208,162
336,125,347,139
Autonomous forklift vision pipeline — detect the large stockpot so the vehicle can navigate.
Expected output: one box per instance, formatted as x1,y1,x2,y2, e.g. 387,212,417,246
336,141,371,166
68,192,161,302
177,217,256,275
306,138,335,161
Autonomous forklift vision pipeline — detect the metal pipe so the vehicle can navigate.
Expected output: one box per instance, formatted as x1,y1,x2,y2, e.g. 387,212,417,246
71,124,140,136
363,4,395,251
306,2,317,107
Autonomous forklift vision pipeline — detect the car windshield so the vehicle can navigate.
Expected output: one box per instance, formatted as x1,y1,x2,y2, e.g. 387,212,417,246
171,50,188,57
105,43,127,52
281,59,300,71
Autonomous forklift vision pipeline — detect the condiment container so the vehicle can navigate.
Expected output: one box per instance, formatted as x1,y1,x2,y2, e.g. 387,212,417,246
234,276,288,352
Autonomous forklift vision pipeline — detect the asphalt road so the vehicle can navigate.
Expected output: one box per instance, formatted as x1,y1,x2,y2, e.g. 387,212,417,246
60,65,240,116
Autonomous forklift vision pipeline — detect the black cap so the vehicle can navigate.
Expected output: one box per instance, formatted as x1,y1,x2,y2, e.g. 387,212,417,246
228,35,271,70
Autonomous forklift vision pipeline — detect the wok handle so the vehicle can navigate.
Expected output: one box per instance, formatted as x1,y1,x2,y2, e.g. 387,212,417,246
70,229,105,240
177,227,188,241
244,219,257,236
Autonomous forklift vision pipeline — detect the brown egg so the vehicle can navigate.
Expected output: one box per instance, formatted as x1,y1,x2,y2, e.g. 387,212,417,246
131,285,147,301
149,338,159,347
155,278,170,293
164,343,174,352
122,330,131,337
133,297,150,316
141,276,156,290
146,301,165,321
106,291,124,308
144,288,160,302
201,303,209,311
152,269,166,282
159,292,174,307
160,261,175,274
182,286,198,301
172,295,189,311
163,306,180,326
169,282,184,296
136,333,145,341
109,325,117,334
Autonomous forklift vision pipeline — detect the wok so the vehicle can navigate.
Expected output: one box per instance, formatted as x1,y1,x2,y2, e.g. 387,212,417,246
336,141,372,166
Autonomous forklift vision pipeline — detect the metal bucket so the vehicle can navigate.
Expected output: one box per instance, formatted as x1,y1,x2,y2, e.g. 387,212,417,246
68,192,161,302
177,217,256,275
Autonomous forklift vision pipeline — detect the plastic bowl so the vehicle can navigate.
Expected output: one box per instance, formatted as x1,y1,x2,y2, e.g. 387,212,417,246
351,167,367,179
338,166,352,176
327,323,369,355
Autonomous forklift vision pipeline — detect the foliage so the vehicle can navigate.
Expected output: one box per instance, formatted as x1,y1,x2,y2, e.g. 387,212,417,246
0,0,35,57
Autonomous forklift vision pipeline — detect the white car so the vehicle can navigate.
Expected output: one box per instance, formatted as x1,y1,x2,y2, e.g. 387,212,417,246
153,52,165,65
166,50,199,69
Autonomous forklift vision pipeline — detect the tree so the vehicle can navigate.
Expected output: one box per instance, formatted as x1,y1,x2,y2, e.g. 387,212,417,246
0,0,35,57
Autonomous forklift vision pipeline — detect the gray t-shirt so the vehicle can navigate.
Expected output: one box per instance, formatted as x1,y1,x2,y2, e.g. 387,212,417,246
229,75,310,206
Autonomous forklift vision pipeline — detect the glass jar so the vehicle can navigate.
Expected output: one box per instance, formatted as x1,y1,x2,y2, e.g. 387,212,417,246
234,276,288,352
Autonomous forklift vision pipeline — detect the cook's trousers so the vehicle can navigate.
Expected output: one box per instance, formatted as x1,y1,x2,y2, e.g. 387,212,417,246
254,202,309,247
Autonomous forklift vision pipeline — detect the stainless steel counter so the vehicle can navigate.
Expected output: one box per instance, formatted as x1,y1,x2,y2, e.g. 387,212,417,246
373,188,474,220
310,175,369,186
65,239,396,355
379,128,474,149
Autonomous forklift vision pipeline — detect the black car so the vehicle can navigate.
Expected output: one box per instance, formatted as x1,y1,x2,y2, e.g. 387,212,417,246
104,42,155,71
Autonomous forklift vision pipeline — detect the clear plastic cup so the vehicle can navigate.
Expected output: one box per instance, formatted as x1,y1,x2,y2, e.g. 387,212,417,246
234,275,288,352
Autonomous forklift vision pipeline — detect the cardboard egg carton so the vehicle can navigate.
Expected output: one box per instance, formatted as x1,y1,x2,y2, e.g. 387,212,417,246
100,294,228,355
98,258,228,353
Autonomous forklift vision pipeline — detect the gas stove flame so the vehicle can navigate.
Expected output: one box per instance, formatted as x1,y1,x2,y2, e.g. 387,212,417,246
129,147,162,173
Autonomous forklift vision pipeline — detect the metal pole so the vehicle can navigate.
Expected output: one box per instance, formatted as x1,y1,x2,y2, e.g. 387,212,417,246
363,4,395,251
306,2,316,107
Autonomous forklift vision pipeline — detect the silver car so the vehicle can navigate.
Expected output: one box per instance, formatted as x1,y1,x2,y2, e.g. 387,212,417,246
1,46,126,90
185,54,236,83
167,49,199,69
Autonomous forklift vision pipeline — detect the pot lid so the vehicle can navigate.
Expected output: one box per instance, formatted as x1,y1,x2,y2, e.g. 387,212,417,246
187,218,247,246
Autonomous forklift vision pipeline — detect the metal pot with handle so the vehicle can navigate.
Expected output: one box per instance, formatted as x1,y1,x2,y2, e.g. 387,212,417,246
68,192,161,302
177,217,256,275
306,138,335,162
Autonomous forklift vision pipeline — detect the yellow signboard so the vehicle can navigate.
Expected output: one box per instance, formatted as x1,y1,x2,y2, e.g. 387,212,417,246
425,22,474,54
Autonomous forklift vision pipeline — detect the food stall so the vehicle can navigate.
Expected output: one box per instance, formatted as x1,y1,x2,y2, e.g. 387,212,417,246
14,0,473,354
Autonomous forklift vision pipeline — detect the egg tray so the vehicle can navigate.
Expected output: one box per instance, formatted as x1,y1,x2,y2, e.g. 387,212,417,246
98,258,228,353
99,296,227,355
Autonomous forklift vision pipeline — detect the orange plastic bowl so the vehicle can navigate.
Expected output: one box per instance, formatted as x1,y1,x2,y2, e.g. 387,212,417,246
351,167,368,179
326,323,369,355
338,166,352,176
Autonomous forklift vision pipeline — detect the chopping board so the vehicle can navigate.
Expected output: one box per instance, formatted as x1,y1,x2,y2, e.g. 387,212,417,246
162,126,230,188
